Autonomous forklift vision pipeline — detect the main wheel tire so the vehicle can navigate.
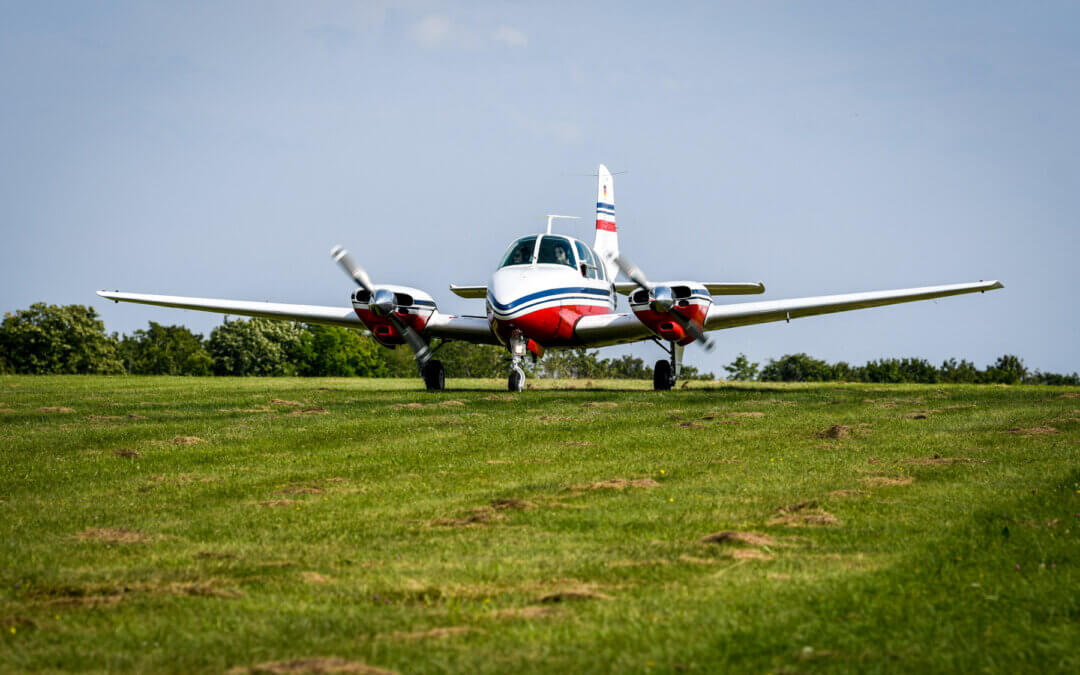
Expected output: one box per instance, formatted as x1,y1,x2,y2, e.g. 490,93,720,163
653,359,674,391
422,359,445,391
508,366,525,392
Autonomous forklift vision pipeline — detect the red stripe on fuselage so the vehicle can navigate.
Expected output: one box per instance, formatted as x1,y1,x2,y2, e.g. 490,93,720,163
492,303,609,347
595,220,617,232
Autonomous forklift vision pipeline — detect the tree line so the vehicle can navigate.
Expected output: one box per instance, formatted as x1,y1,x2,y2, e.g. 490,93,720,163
723,352,1079,385
0,303,713,379
2,303,1075,384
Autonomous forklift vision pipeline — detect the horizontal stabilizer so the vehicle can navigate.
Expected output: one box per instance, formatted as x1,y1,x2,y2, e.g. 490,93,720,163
613,281,765,296
449,284,487,299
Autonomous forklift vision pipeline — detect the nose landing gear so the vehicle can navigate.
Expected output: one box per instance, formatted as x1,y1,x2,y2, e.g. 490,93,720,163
508,332,527,392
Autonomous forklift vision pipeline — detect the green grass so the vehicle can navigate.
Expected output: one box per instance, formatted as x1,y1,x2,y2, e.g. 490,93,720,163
1,376,1078,674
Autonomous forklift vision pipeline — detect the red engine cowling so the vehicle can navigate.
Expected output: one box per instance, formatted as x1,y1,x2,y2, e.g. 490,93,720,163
351,286,436,347
628,283,712,345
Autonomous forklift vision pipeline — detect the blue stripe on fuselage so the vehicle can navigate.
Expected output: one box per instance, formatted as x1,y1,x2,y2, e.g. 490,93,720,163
487,286,611,312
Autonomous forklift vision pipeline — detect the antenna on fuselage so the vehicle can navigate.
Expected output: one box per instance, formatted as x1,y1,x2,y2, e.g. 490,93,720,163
545,214,580,234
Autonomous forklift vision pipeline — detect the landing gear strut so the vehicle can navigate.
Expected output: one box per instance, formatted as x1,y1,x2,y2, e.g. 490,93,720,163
508,332,527,392
653,341,683,391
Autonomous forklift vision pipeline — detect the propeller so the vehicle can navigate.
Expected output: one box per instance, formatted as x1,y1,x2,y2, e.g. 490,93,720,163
330,245,431,365
614,254,714,352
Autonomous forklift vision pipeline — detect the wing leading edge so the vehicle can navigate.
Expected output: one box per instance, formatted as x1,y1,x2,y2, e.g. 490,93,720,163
95,291,499,344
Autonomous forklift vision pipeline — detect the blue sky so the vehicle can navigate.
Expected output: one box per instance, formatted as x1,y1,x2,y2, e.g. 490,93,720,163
2,1,1078,375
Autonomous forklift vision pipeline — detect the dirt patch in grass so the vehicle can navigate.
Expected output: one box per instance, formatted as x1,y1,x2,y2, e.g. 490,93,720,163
903,455,986,465
768,501,839,527
439,400,466,407
537,415,573,422
432,498,530,527
538,588,612,603
483,394,515,401
486,459,512,464
275,485,324,495
301,572,332,584
38,406,75,413
270,399,302,407
287,407,328,416
1,616,36,629
172,436,205,445
259,500,297,508
904,410,942,419
167,582,243,599
863,476,914,487
492,605,556,620
678,422,704,429
196,551,237,560
387,626,475,640
700,531,775,547
76,527,151,544
571,478,661,490
581,401,618,408
827,489,868,498
728,411,765,418
729,548,773,561
607,559,669,568
564,440,594,446
1008,426,1058,435
227,658,396,674
390,402,425,410
1056,393,1080,399
817,425,852,439
114,450,141,458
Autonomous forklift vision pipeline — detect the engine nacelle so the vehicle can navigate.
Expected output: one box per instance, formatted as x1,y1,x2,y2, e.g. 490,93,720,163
628,281,712,345
351,284,436,347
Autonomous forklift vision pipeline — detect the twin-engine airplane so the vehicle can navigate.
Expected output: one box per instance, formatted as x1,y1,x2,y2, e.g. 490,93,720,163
98,165,1003,392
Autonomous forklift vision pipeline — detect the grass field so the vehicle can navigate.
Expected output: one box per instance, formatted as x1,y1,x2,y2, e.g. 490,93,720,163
1,376,1078,673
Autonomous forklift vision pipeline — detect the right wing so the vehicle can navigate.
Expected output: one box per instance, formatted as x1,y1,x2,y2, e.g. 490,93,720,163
97,290,501,345
704,280,1004,330
96,291,363,328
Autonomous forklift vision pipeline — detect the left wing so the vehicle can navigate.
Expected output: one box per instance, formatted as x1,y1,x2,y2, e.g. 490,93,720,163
96,290,500,344
575,280,1003,346
704,280,1003,331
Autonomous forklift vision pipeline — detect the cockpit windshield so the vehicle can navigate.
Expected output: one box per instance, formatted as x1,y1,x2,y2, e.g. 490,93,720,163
499,236,537,268
537,236,575,268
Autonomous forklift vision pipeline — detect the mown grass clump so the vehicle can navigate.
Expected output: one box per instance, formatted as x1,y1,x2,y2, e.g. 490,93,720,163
1,376,1078,673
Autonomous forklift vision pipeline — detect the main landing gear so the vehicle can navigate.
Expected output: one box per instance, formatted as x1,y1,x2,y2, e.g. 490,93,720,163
422,359,445,391
653,341,684,391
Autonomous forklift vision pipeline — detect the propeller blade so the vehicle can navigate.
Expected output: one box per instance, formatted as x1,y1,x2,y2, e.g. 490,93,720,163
388,313,431,365
614,255,652,292
668,308,715,352
330,245,374,293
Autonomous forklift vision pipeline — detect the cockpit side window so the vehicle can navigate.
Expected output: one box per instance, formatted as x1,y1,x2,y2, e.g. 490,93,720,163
574,240,602,280
499,236,537,268
537,236,576,268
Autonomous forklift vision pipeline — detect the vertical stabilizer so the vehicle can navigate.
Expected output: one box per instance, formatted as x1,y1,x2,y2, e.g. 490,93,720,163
593,164,619,279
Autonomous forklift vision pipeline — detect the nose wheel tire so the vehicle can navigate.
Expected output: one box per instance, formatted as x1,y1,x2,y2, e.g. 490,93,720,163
508,365,526,392
653,359,674,391
422,359,445,391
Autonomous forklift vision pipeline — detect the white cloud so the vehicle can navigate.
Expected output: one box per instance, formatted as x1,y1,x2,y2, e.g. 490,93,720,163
492,25,528,48
411,15,464,49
